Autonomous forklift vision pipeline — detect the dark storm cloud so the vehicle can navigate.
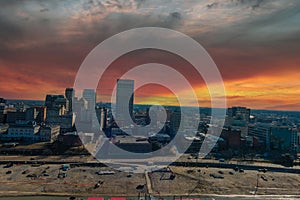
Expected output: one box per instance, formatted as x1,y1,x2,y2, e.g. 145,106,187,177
191,1,300,81
0,0,300,110
0,17,23,43
0,0,186,92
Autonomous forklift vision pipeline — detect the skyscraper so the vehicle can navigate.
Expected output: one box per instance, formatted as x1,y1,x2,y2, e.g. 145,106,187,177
227,106,250,125
226,106,251,137
116,79,134,120
82,89,96,111
45,94,67,118
65,88,74,112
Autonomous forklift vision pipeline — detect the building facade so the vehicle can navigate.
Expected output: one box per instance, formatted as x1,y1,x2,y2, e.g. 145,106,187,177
116,79,134,122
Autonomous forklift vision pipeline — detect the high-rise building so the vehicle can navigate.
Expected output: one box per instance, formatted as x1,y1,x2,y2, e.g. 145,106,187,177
44,94,74,132
226,106,251,137
65,88,74,112
45,95,67,113
45,94,67,122
227,106,250,125
82,89,96,111
116,79,134,120
248,123,272,151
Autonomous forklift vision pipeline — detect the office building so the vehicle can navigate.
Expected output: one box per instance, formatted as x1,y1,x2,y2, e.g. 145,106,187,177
45,93,74,132
39,125,60,142
116,79,134,120
248,123,272,151
226,106,251,137
270,126,298,152
65,88,74,112
45,94,67,122
6,110,26,124
2,121,40,142
25,106,46,122
82,89,96,110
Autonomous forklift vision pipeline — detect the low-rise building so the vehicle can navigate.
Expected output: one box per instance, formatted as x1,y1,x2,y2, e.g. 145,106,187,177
39,125,60,142
0,122,60,143
3,121,40,142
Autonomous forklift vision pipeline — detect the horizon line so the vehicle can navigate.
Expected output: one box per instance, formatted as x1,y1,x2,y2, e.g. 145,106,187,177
3,98,300,113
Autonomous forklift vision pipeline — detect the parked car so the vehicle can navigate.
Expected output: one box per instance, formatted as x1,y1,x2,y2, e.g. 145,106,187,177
26,174,38,178
4,163,13,168
58,172,67,178
22,170,30,174
210,173,224,179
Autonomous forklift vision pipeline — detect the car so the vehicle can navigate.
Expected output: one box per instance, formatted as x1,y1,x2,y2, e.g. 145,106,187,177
219,158,225,162
263,168,268,173
26,174,38,178
22,170,30,174
209,173,224,179
4,163,13,168
127,172,133,177
58,172,67,178
261,175,268,181
6,170,12,174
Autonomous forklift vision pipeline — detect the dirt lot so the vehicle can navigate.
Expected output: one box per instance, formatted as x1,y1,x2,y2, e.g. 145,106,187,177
0,164,145,197
150,166,300,196
0,163,299,197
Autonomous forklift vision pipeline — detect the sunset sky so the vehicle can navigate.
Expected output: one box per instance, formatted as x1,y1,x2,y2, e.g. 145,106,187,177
0,0,300,111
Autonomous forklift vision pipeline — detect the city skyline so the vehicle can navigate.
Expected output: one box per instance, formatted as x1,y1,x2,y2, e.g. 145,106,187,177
3,86,300,113
0,1,300,111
